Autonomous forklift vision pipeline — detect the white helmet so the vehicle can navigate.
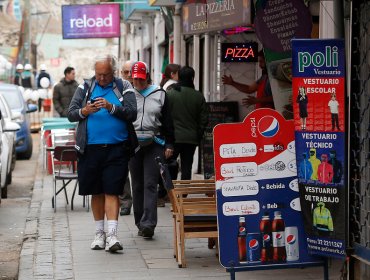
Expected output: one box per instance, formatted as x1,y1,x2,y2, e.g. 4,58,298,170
16,64,23,70
24,63,32,70
40,64,47,71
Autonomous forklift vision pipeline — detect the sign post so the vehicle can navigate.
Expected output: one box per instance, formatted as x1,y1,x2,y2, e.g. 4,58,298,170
213,109,326,279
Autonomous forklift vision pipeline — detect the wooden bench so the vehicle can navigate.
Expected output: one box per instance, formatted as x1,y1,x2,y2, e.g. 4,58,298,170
169,180,218,268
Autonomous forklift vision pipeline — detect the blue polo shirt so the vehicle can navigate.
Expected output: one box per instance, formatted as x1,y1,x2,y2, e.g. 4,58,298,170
87,82,128,144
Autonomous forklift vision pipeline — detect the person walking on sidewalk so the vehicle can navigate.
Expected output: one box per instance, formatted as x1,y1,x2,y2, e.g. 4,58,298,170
167,66,208,180
53,67,78,117
129,61,175,239
118,60,134,216
68,55,137,252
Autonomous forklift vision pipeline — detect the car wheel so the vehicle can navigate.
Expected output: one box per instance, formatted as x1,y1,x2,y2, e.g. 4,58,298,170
19,136,33,160
11,144,16,171
6,170,12,185
1,185,7,199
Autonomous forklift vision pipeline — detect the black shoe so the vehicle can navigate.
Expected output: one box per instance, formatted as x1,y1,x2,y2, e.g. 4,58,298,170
138,229,143,236
157,198,165,207
120,207,131,216
141,227,154,239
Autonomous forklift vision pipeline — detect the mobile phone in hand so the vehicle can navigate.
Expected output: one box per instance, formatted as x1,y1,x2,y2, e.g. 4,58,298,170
90,98,98,104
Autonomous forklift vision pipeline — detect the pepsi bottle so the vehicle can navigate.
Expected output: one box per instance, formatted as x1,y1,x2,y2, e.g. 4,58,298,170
237,216,247,263
260,212,272,263
272,211,286,262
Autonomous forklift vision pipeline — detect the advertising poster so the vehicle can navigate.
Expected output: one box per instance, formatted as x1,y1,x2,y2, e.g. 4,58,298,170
292,39,346,258
62,4,120,39
254,0,312,119
214,109,321,268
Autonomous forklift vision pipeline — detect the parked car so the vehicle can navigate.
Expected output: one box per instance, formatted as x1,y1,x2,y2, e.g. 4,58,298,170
0,109,20,199
0,84,37,159
0,94,18,185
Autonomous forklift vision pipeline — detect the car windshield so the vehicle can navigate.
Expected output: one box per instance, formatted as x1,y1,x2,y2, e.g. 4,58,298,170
0,88,23,110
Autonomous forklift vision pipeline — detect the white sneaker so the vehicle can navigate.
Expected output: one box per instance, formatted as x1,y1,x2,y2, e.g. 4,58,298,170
90,231,106,250
105,232,123,252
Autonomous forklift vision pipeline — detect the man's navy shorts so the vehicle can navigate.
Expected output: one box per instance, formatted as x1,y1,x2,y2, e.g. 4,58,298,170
77,143,129,195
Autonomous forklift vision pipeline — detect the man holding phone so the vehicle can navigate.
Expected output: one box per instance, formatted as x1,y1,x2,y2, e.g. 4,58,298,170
68,55,137,253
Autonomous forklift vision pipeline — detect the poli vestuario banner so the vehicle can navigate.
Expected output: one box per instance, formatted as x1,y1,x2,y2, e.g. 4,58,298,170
292,39,346,259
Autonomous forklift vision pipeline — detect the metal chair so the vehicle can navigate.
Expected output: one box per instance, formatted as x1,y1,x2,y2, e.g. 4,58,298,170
51,145,89,212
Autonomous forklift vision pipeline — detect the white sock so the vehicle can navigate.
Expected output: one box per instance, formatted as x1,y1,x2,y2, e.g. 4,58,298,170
107,220,118,235
95,220,104,233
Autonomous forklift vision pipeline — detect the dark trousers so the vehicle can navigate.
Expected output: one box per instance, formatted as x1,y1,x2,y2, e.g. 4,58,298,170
119,177,132,209
173,143,197,180
331,113,340,130
129,143,163,230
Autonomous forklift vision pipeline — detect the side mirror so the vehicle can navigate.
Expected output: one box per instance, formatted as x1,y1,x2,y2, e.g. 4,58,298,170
4,121,20,132
26,103,38,113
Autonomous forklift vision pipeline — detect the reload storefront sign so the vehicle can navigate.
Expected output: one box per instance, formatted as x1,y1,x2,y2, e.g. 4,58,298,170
62,4,120,39
213,109,320,269
182,0,251,35
292,39,346,258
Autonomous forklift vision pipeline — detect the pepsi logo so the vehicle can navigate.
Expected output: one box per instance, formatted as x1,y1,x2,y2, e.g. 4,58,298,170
276,233,283,240
239,227,246,234
263,234,271,243
249,239,259,250
286,234,296,244
258,116,279,137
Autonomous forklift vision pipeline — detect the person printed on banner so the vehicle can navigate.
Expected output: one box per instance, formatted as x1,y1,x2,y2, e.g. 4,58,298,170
328,93,340,131
14,64,23,86
317,154,334,184
129,61,175,239
308,148,321,181
53,67,78,117
68,54,137,253
160,63,181,91
299,152,313,180
222,50,274,109
297,86,308,130
313,202,334,237
329,150,343,184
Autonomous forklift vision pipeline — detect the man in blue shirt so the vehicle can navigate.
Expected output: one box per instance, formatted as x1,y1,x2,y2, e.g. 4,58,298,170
68,55,137,253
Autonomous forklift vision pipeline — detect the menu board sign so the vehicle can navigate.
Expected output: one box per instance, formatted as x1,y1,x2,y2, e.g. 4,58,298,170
213,109,320,268
203,102,239,179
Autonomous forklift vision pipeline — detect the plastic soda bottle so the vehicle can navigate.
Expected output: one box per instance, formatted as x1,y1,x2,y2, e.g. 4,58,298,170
237,216,247,263
272,211,286,262
260,212,272,262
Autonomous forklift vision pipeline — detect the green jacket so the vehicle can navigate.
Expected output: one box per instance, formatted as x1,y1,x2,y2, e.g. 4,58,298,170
167,86,208,145
313,202,333,232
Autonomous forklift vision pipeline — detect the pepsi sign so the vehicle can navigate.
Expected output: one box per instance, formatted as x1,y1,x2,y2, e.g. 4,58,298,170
258,116,280,138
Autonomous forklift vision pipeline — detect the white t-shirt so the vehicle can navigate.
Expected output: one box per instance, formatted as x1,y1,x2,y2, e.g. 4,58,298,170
328,100,339,114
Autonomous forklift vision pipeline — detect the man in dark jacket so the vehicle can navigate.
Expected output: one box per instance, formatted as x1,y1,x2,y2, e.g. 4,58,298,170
53,67,78,117
167,66,208,180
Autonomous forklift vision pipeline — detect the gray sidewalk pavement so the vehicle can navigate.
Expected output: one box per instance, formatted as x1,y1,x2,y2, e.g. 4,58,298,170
18,147,343,279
